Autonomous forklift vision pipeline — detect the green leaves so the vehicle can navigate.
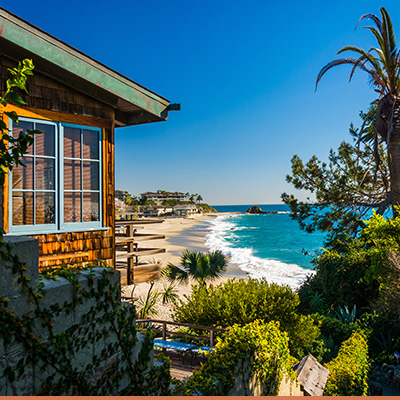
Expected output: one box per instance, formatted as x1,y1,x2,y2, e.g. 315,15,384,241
163,249,228,287
181,320,296,396
324,331,369,396
0,58,37,185
173,278,320,360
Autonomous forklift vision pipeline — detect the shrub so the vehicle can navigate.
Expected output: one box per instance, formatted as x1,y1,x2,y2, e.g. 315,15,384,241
298,243,379,313
173,278,320,359
313,314,356,345
324,330,369,396
179,320,297,395
299,212,400,315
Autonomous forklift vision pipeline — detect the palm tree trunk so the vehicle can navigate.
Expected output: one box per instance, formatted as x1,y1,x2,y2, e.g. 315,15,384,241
388,141,400,218
378,96,400,218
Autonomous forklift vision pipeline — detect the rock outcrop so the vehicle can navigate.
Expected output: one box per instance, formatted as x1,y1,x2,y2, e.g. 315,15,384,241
245,206,279,214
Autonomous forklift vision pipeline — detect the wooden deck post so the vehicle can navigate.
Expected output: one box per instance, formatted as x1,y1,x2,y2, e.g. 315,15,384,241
127,225,134,284
162,323,167,340
210,330,215,347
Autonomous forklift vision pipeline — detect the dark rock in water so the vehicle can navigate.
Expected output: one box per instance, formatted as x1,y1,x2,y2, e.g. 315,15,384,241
245,206,279,214
246,206,264,214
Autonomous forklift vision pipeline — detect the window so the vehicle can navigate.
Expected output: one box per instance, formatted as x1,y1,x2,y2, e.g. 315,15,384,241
10,118,102,233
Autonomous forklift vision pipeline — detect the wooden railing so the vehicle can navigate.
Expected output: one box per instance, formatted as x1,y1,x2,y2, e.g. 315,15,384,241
115,220,166,285
136,319,227,347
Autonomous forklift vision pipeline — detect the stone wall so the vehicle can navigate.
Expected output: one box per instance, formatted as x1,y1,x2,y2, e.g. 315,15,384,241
0,236,154,395
226,358,303,396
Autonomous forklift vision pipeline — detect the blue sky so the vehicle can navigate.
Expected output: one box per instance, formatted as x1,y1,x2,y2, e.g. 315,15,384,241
4,0,400,205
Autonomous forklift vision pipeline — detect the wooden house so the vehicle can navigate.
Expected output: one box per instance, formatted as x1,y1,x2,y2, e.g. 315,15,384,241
0,7,176,270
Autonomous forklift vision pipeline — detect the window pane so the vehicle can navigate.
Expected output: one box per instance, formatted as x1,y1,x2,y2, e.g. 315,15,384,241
36,158,55,190
64,160,81,190
64,127,81,158
83,129,99,160
12,157,33,190
83,192,99,222
12,192,34,225
82,161,99,190
36,193,55,224
64,192,81,223
35,124,55,157
13,121,33,155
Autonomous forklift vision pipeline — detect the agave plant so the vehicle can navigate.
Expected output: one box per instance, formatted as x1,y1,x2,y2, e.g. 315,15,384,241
335,305,358,324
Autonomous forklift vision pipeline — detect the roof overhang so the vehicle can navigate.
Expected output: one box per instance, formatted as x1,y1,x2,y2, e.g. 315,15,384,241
0,7,172,127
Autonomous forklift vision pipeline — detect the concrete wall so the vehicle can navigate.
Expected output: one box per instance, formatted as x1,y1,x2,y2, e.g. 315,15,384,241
0,236,154,395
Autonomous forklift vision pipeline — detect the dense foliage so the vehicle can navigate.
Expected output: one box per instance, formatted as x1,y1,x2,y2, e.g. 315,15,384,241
298,209,400,366
299,211,400,314
173,278,320,359
177,320,297,396
324,331,370,396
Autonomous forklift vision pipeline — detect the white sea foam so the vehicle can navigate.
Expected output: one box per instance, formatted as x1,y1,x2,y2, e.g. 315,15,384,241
205,215,315,289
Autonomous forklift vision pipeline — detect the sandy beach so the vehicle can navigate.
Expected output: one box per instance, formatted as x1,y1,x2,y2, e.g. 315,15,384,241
120,213,245,320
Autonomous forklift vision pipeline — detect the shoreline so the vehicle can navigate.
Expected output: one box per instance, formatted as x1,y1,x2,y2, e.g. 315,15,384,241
121,213,246,320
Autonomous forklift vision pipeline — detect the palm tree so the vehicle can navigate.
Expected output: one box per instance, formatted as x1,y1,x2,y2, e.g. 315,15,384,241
196,194,203,203
316,7,400,216
162,249,227,287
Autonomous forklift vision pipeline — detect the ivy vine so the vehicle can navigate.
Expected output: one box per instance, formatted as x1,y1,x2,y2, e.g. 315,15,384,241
0,243,171,395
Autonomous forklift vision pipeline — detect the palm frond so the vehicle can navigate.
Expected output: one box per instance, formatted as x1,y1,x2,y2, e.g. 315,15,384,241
356,13,382,32
160,281,180,305
318,8,400,96
316,58,359,90
162,262,189,284
381,8,396,53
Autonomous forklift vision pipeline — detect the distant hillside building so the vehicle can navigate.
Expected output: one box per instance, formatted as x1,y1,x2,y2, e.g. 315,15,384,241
115,190,125,202
138,205,173,217
141,191,186,203
173,204,198,216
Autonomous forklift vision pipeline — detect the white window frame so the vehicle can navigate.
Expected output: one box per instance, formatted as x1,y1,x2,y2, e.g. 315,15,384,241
9,117,103,234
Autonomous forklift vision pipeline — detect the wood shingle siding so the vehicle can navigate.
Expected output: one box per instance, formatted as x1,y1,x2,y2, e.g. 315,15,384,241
34,229,114,271
0,55,115,120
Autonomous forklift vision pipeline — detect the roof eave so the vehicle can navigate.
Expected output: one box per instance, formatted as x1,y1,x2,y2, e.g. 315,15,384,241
0,7,170,127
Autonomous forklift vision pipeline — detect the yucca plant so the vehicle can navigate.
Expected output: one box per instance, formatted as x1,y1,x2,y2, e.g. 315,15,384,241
135,281,160,319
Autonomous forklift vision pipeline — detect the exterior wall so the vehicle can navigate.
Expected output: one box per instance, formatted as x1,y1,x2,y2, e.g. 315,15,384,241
0,55,116,269
31,230,114,270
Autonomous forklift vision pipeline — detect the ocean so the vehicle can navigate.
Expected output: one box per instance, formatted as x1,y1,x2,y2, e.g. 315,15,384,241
206,204,326,288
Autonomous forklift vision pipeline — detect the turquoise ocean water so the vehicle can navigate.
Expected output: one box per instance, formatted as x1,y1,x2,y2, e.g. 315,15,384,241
206,204,325,288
